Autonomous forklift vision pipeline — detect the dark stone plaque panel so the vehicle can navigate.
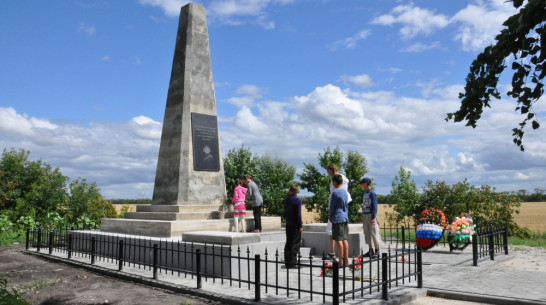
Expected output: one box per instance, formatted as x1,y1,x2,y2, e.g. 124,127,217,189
191,112,220,171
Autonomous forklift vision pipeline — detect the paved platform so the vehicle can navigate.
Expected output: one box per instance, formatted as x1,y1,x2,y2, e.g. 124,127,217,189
25,236,546,305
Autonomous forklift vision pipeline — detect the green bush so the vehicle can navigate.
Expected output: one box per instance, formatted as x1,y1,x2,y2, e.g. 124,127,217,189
0,276,28,305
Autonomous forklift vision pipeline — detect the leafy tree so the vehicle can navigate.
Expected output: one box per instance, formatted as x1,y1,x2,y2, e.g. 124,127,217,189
343,149,369,222
222,145,295,218
299,162,330,221
387,166,419,227
0,148,114,227
254,155,296,217
0,149,67,223
446,0,546,151
223,145,258,199
299,146,369,223
66,178,116,224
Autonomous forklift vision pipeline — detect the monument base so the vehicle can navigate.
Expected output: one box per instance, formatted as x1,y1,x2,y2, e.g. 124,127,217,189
101,216,281,238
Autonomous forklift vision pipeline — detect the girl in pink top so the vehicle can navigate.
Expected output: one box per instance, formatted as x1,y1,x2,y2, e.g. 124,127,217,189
232,179,248,232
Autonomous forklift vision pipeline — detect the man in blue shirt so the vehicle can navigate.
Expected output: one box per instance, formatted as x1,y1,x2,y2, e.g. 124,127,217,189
329,174,349,266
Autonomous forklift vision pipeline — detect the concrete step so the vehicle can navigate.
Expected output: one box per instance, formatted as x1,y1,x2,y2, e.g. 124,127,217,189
101,217,281,238
136,204,223,213
124,210,254,221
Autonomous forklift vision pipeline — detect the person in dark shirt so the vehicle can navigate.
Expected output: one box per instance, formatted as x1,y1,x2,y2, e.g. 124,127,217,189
284,183,303,268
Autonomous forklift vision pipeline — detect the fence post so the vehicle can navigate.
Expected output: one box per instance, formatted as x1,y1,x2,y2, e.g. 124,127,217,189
118,240,124,271
488,233,494,261
332,261,339,305
382,253,388,300
401,226,406,250
153,244,158,280
48,232,54,255
91,237,96,265
255,254,261,301
196,249,202,289
472,234,478,266
503,229,509,255
417,247,423,288
37,228,42,252
68,233,73,259
25,229,30,250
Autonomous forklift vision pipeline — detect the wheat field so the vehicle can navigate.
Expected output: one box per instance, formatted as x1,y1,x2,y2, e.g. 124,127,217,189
303,202,546,233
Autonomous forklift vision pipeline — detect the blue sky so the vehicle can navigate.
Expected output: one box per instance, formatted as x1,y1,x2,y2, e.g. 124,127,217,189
1,0,545,198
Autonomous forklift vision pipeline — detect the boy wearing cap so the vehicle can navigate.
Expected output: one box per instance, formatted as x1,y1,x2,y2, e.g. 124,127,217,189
360,177,381,258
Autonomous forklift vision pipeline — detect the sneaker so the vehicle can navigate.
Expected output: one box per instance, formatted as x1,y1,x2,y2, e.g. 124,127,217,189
363,250,373,258
328,252,336,259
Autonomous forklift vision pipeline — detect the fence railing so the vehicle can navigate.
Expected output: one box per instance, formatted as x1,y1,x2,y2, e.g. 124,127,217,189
379,224,508,266
471,226,509,266
26,227,422,304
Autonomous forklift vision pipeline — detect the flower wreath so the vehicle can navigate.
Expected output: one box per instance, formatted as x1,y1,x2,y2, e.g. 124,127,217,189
415,208,446,250
447,215,475,249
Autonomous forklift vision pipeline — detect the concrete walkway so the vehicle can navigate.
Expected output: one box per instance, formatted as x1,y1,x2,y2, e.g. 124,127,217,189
417,246,546,305
26,238,546,305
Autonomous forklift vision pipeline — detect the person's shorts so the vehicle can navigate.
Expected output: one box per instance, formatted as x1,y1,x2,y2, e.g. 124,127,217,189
326,219,332,235
332,222,349,242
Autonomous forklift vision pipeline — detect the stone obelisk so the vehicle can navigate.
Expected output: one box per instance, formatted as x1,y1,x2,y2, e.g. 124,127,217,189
100,3,280,237
152,3,226,206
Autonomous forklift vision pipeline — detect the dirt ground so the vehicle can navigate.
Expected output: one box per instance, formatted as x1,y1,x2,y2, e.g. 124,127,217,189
0,243,222,305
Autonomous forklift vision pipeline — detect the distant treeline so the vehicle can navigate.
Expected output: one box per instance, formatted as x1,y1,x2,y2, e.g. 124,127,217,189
377,189,546,204
503,189,546,202
109,198,152,205
107,189,546,206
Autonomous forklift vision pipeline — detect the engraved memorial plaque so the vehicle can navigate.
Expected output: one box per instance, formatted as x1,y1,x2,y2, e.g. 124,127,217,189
191,112,220,171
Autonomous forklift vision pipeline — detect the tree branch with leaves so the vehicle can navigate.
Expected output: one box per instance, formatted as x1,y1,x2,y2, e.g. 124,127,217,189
446,0,545,151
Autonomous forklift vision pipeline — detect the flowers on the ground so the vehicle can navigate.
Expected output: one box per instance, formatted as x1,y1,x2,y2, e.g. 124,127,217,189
349,255,363,271
320,261,333,277
319,255,364,277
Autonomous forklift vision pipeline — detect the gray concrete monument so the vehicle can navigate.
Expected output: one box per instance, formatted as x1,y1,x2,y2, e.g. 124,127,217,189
101,3,281,238
152,2,226,206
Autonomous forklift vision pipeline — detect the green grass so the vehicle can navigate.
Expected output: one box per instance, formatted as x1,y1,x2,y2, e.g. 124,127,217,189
21,280,56,291
509,231,546,248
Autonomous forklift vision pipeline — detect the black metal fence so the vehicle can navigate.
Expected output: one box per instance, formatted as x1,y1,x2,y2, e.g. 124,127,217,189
471,226,509,266
25,227,422,304
378,224,508,266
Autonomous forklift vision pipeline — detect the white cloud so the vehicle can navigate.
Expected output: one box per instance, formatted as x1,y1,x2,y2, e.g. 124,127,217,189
138,0,190,17
0,108,160,199
339,74,374,88
0,107,57,137
371,3,449,39
3,79,545,198
79,23,96,35
451,0,518,51
226,84,265,108
371,0,518,52
329,29,370,50
139,0,295,28
402,41,441,52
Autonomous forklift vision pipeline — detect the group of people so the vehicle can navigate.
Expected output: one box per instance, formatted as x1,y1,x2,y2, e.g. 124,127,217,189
230,164,382,269
231,174,263,233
